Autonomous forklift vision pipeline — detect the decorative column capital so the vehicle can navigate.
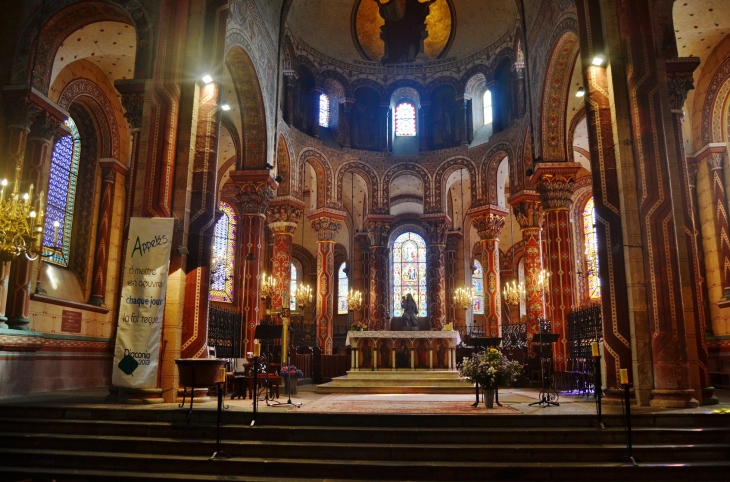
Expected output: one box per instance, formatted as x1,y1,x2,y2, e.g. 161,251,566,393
283,70,299,81
99,158,128,178
421,214,451,246
28,111,64,141
364,214,393,247
687,143,727,170
468,204,507,240
530,162,581,211
445,231,462,252
308,208,346,241
3,84,69,129
666,57,701,111
708,152,725,170
114,79,146,131
224,170,278,216
267,199,304,235
509,191,543,229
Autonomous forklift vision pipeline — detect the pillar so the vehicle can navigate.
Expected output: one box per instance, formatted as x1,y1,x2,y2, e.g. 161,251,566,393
309,208,345,354
515,62,526,118
470,206,507,338
533,164,580,372
424,215,450,331
445,232,461,326
365,216,392,331
455,95,469,146
356,233,371,323
283,71,298,126
88,160,128,307
228,171,277,354
510,193,544,341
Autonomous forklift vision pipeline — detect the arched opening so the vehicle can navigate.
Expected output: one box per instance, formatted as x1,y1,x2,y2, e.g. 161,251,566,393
472,259,484,314
392,232,428,317
338,262,349,314
209,201,237,303
582,197,600,300
395,102,417,136
319,93,330,128
483,90,493,125
290,262,298,311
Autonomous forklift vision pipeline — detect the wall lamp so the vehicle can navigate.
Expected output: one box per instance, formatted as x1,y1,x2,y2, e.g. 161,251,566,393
202,74,213,84
576,87,585,97
592,55,605,66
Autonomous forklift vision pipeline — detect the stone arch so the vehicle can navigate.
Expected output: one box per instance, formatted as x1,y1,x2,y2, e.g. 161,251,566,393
702,56,730,144
481,142,515,206
335,161,380,209
425,76,462,98
298,148,333,209
382,163,432,212
385,79,424,105
226,45,268,170
566,105,587,161
434,157,478,211
12,0,153,91
349,79,386,98
276,134,292,196
319,70,350,99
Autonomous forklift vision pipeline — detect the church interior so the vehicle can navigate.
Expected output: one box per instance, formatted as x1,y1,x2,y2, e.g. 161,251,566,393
2,0,730,478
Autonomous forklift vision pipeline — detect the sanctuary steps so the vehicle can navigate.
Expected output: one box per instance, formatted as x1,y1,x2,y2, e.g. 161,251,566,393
0,406,729,481
316,369,475,394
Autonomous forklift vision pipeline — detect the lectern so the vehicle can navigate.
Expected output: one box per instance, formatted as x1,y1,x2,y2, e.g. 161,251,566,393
528,333,560,407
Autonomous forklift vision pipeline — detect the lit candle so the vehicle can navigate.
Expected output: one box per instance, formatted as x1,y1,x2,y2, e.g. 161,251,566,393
218,366,226,382
0,179,7,202
591,342,599,357
53,220,60,246
620,368,629,385
253,342,261,357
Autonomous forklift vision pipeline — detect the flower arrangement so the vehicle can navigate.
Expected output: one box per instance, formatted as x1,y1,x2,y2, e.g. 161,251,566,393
458,347,523,389
350,321,368,332
279,365,304,379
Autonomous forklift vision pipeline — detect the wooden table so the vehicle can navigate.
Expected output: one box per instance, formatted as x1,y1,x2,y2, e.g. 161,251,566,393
229,373,281,399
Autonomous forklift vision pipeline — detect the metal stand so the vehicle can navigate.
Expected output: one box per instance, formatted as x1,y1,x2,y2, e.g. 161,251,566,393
528,333,560,408
276,349,302,408
210,381,231,460
623,383,638,466
178,364,196,424
593,355,606,430
250,356,259,426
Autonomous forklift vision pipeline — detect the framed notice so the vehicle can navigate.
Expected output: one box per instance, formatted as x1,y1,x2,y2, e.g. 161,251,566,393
61,310,82,334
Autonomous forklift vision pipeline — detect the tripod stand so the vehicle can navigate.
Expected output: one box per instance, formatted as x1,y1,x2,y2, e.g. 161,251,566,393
528,333,560,408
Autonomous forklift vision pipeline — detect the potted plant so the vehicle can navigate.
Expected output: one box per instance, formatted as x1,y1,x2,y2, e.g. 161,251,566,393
279,365,304,394
458,348,522,408
350,321,367,332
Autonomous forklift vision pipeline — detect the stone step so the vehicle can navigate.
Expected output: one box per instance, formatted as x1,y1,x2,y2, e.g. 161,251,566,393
343,370,462,379
329,378,469,387
316,383,476,394
2,448,730,481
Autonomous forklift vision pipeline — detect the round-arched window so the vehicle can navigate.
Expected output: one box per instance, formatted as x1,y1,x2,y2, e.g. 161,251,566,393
395,102,416,137
392,232,428,317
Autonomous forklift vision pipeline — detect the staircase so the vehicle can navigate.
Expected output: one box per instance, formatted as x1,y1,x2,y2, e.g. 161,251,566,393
0,405,729,481
316,369,474,394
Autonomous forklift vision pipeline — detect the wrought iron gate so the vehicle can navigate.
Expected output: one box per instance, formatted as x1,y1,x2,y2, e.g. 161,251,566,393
208,306,241,358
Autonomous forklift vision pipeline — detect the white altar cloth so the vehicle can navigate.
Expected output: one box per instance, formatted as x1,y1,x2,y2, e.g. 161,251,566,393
346,330,460,347
345,330,460,371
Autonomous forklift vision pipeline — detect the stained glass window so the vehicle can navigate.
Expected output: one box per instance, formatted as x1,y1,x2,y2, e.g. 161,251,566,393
319,93,329,128
290,263,298,311
209,201,236,303
483,90,493,125
393,232,428,317
338,262,348,314
583,197,601,299
43,118,80,266
395,102,416,137
472,260,484,314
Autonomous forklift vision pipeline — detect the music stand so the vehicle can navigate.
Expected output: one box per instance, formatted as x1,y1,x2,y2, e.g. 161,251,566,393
254,324,283,406
529,333,560,408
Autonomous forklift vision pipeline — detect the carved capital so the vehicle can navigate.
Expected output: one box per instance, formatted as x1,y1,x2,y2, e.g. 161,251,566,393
267,202,303,235
513,199,543,229
364,216,392,247
4,97,41,130
308,208,346,242
446,231,462,252
472,213,506,240
423,218,450,246
536,175,575,210
29,112,63,141
115,79,146,130
666,57,700,111
224,170,278,216
708,153,724,171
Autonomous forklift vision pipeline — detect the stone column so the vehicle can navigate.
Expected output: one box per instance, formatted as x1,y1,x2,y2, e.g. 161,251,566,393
225,171,276,353
309,208,345,354
7,111,62,330
575,0,633,394
380,103,391,152
667,58,714,404
455,95,469,146
533,164,580,372
419,101,431,151
424,215,450,331
445,232,461,326
515,63,526,118
511,193,544,342
283,71,298,126
356,233,371,323
365,215,392,331
88,160,128,307
470,206,507,338
706,150,730,300
268,201,304,312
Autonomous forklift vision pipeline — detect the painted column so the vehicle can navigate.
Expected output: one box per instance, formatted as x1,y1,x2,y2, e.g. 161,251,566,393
575,0,633,394
89,160,128,306
365,216,392,331
283,71,298,126
470,206,507,338
445,233,461,326
419,101,431,151
424,216,450,331
268,202,304,312
667,59,714,404
226,171,276,354
511,194,544,342
533,164,580,372
515,62,526,118
309,208,345,354
7,112,61,330
356,233,371,324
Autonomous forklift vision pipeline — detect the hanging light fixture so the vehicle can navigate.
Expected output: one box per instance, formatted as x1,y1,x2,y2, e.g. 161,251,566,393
347,289,363,312
454,287,474,310
260,272,276,300
0,179,46,262
295,283,313,308
502,279,525,307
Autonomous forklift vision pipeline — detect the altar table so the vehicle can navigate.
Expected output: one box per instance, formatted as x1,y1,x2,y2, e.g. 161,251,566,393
345,331,460,371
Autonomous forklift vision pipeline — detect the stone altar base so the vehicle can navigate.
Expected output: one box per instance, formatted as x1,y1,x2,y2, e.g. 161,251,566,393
316,370,473,394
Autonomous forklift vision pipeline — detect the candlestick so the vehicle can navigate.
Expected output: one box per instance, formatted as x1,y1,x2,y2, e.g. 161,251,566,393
591,342,599,357
620,368,629,385
218,366,226,383
253,342,261,357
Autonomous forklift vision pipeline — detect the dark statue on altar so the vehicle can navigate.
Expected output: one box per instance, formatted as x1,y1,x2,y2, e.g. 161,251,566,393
401,293,418,327
374,0,437,64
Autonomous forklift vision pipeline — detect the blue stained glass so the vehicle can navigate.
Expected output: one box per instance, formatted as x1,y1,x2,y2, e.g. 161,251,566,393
393,232,428,317
43,118,80,266
472,260,485,314
209,201,237,303
338,262,348,314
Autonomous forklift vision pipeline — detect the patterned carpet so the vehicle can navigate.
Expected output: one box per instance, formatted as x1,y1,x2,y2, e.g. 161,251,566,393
296,393,521,414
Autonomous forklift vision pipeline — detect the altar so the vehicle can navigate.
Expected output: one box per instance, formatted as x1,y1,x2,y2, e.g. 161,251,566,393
345,331,460,371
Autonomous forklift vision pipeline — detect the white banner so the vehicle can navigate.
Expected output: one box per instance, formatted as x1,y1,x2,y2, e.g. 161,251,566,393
112,217,174,388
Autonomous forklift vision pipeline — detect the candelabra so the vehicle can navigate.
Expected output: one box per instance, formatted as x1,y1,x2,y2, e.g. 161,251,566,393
454,286,474,310
295,283,313,308
0,179,46,262
502,279,525,307
260,272,277,300
347,289,363,312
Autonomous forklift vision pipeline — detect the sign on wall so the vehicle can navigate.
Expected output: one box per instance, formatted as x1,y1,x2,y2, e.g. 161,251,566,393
111,217,174,389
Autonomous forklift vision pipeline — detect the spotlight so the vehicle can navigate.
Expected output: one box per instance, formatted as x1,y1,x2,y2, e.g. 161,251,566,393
275,175,283,183
265,163,274,170
592,55,605,66
576,87,585,97
202,74,213,84
177,246,189,256
221,103,231,111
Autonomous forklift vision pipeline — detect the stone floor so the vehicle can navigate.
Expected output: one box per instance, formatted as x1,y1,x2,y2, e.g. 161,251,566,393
2,384,729,416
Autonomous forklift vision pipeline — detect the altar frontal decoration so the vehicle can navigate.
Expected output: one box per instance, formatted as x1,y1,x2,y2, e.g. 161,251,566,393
112,217,174,388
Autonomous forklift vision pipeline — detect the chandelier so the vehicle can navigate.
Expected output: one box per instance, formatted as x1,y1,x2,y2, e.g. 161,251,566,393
347,289,363,312
454,287,474,310
295,283,313,308
502,279,525,307
0,179,46,262
260,272,276,300
537,269,550,291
